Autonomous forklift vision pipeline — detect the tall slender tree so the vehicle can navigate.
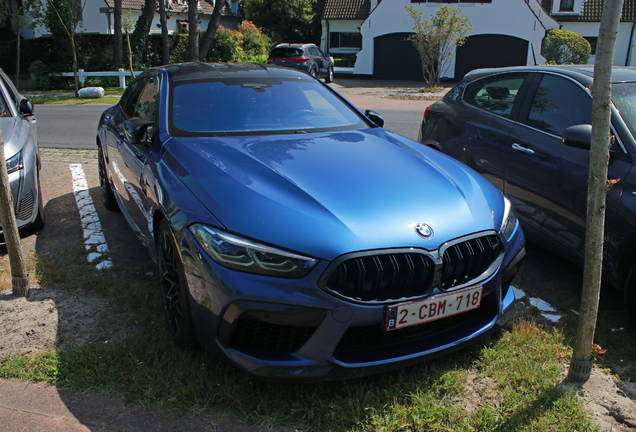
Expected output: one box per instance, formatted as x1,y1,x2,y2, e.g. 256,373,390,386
199,0,226,61
567,0,625,382
188,0,198,61
159,0,169,65
114,0,122,68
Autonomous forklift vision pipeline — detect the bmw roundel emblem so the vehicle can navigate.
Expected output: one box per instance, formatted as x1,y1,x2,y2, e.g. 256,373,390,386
415,223,434,239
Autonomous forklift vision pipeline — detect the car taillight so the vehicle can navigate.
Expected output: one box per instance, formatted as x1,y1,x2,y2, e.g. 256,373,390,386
423,105,430,119
294,58,309,63
267,57,273,62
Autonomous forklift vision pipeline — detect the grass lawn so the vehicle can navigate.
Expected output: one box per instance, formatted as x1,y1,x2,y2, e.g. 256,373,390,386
1,245,632,431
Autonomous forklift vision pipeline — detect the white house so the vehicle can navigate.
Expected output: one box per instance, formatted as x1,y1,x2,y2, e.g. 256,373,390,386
20,0,240,39
542,0,636,66
322,0,560,80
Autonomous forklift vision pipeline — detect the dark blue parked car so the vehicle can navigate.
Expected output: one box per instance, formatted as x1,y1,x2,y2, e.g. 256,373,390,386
419,65,636,325
97,62,525,381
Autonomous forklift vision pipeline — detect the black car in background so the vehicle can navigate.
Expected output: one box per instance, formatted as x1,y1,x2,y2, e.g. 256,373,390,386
419,65,636,324
267,43,334,83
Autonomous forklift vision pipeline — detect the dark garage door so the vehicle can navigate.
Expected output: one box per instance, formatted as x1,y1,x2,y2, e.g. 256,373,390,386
455,34,529,80
374,33,424,81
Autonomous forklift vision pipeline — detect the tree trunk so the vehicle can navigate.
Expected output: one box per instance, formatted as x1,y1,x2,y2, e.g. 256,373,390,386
188,0,199,61
159,0,169,65
114,0,122,68
0,122,29,296
199,0,225,61
143,0,156,36
126,31,135,80
70,32,79,97
567,0,624,383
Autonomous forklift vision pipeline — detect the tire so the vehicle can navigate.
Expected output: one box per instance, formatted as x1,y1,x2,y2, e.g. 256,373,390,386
157,219,197,347
325,66,334,83
30,173,45,231
625,263,636,326
98,145,118,211
310,68,317,78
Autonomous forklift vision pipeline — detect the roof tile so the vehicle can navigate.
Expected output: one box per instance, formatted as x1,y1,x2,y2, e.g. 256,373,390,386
322,0,371,20
548,0,636,22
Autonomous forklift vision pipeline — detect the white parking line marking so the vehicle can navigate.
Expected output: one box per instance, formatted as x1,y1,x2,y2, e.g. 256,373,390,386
69,164,113,270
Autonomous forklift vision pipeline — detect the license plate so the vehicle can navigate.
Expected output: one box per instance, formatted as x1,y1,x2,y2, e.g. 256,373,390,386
385,286,483,331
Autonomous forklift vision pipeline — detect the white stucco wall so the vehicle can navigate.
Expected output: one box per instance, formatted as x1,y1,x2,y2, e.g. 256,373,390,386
560,21,636,67
27,0,227,38
321,19,365,53
354,0,559,77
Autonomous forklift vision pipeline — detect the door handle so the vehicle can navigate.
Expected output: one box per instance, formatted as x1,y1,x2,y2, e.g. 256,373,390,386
511,143,535,155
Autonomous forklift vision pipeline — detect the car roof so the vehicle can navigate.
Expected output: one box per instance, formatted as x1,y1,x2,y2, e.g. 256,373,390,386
462,65,636,84
274,43,315,49
139,62,314,83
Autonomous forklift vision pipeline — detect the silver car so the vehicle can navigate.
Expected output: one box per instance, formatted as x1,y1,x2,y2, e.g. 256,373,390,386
0,68,44,232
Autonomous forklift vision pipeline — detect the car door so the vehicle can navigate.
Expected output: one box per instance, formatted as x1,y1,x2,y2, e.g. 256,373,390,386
456,72,532,190
118,74,159,245
504,72,632,262
309,46,325,75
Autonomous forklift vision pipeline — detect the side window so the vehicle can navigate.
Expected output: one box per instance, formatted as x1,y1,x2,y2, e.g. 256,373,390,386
0,73,19,110
525,74,592,137
463,73,528,118
134,76,158,122
120,78,147,118
308,47,320,56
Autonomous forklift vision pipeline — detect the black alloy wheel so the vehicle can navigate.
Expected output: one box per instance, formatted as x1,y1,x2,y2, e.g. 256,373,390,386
157,219,197,347
98,146,118,210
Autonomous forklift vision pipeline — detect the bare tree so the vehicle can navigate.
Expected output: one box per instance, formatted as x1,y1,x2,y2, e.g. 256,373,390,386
114,0,122,68
199,0,226,61
188,0,198,61
28,0,87,97
123,10,136,79
406,5,472,88
567,0,625,382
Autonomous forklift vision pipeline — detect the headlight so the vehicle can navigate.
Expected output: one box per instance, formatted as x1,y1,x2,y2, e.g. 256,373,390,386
500,197,518,242
6,152,22,174
189,224,318,278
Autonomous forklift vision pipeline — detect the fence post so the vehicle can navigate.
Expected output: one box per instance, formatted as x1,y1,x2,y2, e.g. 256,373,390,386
118,69,126,89
78,69,85,87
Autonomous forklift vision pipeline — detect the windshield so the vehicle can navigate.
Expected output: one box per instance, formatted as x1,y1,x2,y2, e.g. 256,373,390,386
169,77,367,136
612,82,636,140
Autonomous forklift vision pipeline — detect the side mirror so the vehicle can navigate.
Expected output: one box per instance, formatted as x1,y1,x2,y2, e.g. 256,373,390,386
365,109,384,128
563,124,592,150
124,118,155,144
19,99,34,116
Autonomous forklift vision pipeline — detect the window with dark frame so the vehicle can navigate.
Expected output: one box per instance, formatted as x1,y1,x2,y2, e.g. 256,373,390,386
584,36,597,55
330,32,362,49
559,0,575,11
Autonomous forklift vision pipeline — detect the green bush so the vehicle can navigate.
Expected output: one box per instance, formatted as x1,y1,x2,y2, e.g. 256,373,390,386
332,54,356,67
238,20,271,59
542,29,591,64
206,27,245,62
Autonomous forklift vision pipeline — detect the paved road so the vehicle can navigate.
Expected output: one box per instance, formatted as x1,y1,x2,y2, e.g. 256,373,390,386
34,96,429,150
35,104,108,149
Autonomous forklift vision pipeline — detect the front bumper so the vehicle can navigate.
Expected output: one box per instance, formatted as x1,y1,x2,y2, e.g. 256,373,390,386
180,228,525,382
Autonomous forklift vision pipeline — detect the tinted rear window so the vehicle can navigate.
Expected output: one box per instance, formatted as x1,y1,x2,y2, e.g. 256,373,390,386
270,48,303,57
169,77,367,136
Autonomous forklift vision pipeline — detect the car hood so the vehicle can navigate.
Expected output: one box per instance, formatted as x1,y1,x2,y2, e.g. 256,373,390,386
0,117,25,159
162,129,505,260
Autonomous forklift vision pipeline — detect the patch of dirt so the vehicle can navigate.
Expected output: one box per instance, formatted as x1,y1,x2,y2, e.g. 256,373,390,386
0,284,134,359
560,367,636,431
